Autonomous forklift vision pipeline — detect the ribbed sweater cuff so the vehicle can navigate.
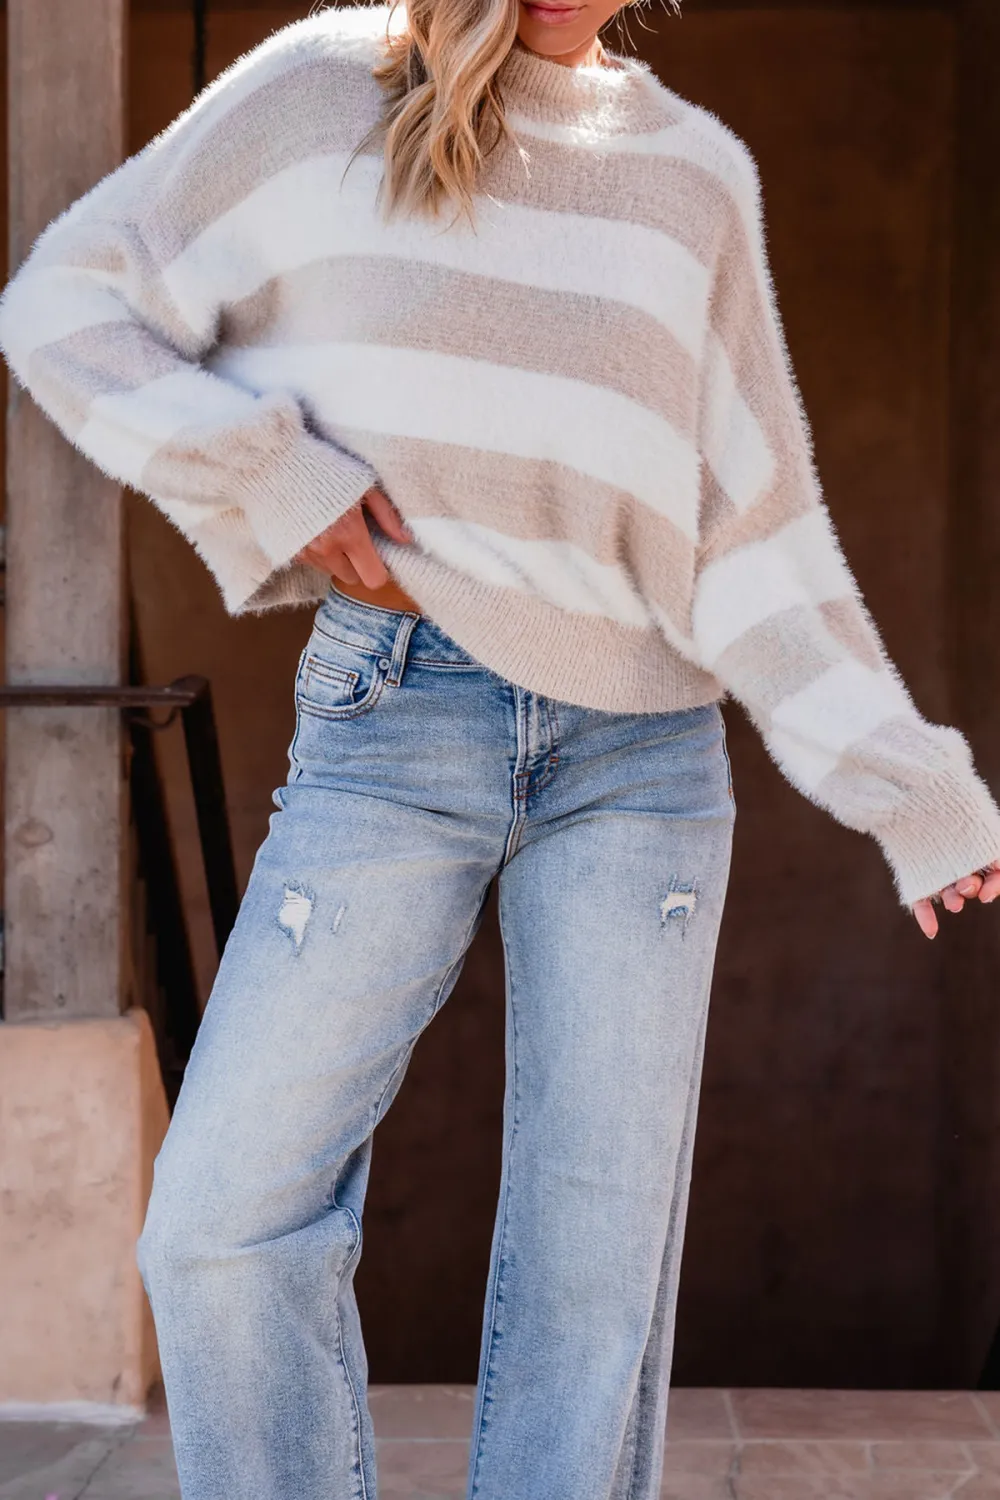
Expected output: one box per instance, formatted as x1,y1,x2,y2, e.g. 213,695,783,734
877,767,1000,908
234,433,380,568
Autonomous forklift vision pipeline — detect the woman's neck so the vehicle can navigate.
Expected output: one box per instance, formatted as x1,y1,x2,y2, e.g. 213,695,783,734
530,33,608,68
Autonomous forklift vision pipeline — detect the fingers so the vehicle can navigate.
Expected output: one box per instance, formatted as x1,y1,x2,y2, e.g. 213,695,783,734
294,505,384,585
940,885,965,915
978,862,1000,905
331,553,361,584
293,493,412,588
913,898,938,940
912,860,1000,938
296,539,359,584
346,539,390,589
364,488,414,545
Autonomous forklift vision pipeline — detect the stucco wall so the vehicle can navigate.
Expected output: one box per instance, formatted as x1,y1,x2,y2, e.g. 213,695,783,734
0,1009,169,1407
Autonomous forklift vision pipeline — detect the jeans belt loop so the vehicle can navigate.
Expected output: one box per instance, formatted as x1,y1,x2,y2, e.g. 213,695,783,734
386,610,420,687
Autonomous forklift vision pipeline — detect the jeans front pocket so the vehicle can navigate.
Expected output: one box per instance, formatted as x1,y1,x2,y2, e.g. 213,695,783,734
296,633,390,722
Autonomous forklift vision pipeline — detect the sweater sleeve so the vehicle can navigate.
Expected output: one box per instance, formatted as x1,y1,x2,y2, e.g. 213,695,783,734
690,140,1000,907
0,51,379,592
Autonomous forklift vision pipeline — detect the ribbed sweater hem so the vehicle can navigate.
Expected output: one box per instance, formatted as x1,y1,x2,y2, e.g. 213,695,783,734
371,533,723,713
221,527,722,713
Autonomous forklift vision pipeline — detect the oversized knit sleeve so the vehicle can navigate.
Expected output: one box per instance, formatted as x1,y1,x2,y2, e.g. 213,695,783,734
690,141,1000,907
0,42,379,596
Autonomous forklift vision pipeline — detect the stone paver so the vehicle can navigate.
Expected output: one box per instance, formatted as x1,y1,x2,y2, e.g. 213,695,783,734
4,1387,1000,1498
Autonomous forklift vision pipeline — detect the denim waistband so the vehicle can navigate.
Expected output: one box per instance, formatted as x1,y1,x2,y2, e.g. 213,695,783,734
312,585,483,683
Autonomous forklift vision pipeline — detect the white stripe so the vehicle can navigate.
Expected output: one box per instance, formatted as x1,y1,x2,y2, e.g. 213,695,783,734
75,368,256,514
765,728,839,795
0,266,130,368
212,341,702,539
409,517,652,628
702,332,774,513
766,660,916,792
162,153,711,359
504,110,687,155
772,660,915,754
791,510,860,604
692,512,857,666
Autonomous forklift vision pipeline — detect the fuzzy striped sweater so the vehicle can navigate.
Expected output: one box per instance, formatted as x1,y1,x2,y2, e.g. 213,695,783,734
1,2,998,906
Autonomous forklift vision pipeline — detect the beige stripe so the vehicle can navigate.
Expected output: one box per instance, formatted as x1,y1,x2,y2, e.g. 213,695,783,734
221,257,699,436
138,400,304,514
141,56,384,265
704,204,817,517
31,236,130,279
812,718,958,829
819,597,886,676
344,432,698,647
712,603,859,719
26,320,182,440
697,461,815,568
333,431,693,576
480,140,728,265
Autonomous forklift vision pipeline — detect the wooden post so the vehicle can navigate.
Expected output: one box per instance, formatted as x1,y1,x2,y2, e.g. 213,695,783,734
937,0,1000,1386
5,0,129,1021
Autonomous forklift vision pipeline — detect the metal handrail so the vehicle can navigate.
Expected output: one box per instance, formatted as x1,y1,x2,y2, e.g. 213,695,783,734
0,677,239,958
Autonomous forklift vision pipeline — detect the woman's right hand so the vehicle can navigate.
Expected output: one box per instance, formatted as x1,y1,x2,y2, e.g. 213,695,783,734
293,487,413,587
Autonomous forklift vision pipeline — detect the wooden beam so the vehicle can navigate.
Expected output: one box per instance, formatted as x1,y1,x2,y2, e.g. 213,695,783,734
4,0,129,1021
936,0,1000,1385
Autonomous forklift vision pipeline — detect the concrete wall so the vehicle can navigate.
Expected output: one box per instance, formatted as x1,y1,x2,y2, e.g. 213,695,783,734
0,1009,168,1408
112,0,996,1388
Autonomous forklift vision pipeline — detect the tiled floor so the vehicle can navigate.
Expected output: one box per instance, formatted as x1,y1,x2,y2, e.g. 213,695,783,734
5,1387,1000,1498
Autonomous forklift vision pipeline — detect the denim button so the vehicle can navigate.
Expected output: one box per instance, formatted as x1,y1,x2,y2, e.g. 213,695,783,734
378,657,391,671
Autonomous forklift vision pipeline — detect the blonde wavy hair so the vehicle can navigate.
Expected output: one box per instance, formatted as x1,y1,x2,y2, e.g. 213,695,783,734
354,0,524,226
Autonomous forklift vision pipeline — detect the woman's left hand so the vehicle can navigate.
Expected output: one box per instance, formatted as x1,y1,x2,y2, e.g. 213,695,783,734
912,860,1000,939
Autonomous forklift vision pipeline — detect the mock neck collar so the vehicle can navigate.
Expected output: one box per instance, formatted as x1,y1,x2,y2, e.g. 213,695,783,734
494,36,672,135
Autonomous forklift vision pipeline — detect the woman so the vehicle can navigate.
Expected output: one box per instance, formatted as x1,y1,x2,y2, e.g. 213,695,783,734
1,0,997,1495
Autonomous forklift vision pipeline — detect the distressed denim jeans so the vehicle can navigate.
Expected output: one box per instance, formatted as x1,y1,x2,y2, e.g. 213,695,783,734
137,584,736,1500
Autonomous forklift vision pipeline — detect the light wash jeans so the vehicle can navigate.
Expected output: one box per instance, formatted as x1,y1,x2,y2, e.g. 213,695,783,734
138,584,736,1500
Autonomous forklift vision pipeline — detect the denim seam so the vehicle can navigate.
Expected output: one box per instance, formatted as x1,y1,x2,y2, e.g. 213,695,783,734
717,705,736,808
304,658,359,691
296,666,387,723
529,696,560,796
310,619,383,651
404,657,483,671
287,648,309,781
621,1361,647,1500
334,1307,369,1500
330,1198,368,1500
468,910,521,1499
502,687,530,866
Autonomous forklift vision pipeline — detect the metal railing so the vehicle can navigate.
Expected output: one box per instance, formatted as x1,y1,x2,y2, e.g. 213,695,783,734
0,678,238,1100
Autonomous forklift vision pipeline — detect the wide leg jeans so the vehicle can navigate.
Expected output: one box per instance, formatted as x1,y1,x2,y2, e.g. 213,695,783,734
137,584,736,1500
